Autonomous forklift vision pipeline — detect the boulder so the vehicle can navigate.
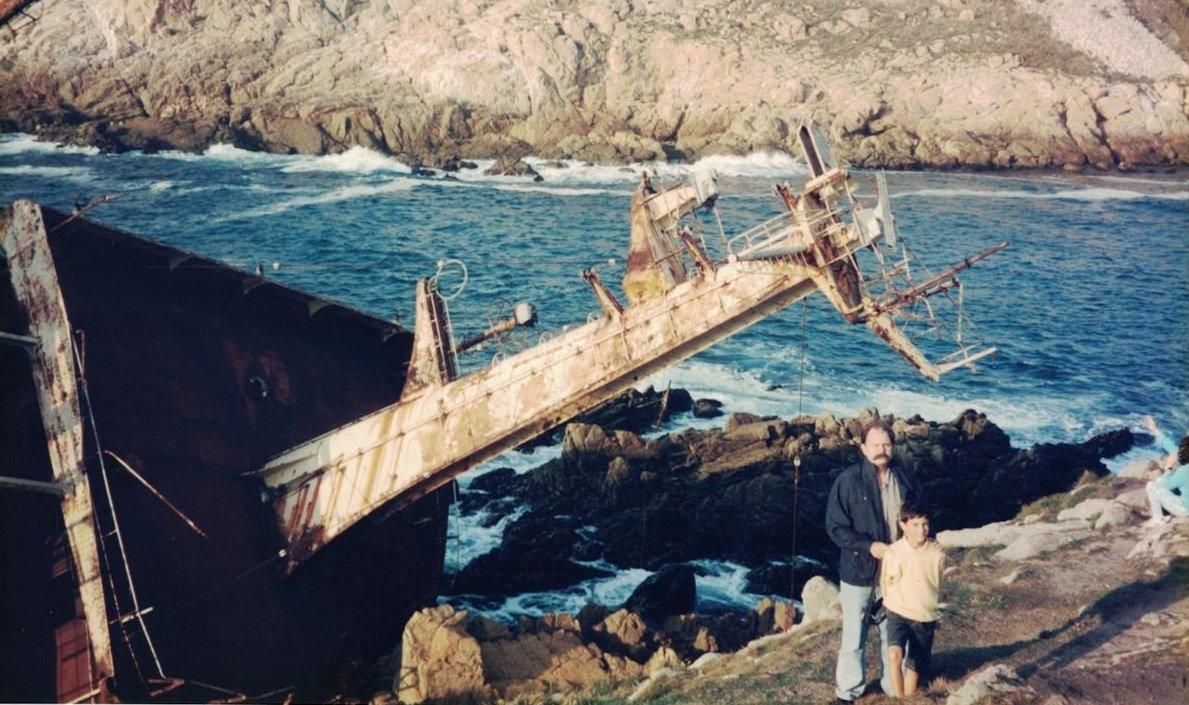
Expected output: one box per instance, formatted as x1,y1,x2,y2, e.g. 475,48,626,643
725,412,765,432
756,597,797,633
1093,501,1132,530
624,565,697,622
994,528,1095,561
1118,459,1161,480
397,606,488,704
483,156,542,180
693,398,724,419
480,630,610,691
644,645,684,675
591,609,650,657
801,577,842,623
1057,498,1112,522
947,664,1034,705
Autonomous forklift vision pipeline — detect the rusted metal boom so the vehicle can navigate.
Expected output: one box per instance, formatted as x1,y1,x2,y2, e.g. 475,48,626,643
249,130,996,572
866,241,1009,318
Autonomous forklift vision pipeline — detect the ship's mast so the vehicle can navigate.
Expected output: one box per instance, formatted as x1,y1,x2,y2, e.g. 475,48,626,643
249,124,1006,573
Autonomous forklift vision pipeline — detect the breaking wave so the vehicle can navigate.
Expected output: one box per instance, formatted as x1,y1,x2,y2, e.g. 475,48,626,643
217,179,419,221
645,358,1112,447
447,559,773,622
0,133,99,156
0,164,95,184
279,145,412,174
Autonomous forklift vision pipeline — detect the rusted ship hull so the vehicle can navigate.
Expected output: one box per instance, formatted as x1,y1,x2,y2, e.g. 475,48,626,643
0,206,450,701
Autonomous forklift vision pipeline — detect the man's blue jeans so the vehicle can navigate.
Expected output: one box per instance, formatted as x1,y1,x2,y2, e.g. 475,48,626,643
836,581,892,701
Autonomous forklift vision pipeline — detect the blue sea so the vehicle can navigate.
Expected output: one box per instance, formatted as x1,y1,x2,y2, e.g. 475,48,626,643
2,133,1185,617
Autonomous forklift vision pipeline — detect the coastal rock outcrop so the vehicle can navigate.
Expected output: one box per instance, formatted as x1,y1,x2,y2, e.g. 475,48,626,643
395,595,797,702
3,1,1186,168
449,407,1134,600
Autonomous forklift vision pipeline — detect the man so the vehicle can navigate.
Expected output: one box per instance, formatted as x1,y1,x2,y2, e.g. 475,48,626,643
825,419,926,704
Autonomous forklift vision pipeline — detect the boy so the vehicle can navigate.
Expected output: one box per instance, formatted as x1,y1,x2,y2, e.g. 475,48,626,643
879,500,945,697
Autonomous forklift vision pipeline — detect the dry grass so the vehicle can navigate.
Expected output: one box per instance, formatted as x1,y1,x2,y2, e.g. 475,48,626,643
560,482,1189,705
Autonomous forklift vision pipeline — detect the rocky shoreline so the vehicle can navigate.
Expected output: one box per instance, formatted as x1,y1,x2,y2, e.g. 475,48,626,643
3,1,1187,170
379,390,1179,705
447,388,1134,603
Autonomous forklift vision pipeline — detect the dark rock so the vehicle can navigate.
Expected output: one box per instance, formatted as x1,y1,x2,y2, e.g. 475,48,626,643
1079,427,1134,460
484,156,542,179
470,467,519,494
744,561,828,599
518,386,697,451
446,515,614,595
459,160,478,169
451,407,1134,608
623,564,696,622
693,398,724,418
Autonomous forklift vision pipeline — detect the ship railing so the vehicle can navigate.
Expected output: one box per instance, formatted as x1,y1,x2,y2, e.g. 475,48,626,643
725,203,857,262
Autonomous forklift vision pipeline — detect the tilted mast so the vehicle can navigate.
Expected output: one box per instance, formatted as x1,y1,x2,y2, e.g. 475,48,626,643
250,124,1007,572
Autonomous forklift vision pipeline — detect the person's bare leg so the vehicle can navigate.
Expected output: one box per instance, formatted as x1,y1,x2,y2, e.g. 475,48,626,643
887,646,905,696
904,667,920,696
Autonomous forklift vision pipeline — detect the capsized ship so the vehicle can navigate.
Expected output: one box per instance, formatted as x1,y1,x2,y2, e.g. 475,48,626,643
0,126,1004,702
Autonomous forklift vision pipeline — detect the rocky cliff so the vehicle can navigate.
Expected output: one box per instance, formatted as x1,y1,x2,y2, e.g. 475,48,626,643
2,0,1187,168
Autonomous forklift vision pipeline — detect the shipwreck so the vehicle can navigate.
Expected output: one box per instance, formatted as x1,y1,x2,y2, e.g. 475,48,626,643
0,126,1005,702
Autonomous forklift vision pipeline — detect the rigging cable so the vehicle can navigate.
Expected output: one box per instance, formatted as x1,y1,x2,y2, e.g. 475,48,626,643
73,334,166,681
790,297,809,605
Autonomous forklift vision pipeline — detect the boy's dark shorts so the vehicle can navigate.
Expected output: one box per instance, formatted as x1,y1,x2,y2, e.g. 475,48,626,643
887,611,937,675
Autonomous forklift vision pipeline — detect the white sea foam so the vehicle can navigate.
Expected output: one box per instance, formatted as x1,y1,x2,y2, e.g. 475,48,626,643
451,151,805,188
445,502,527,572
447,558,783,621
430,177,631,197
280,146,412,174
448,566,654,622
148,180,175,192
689,559,772,612
148,143,288,166
0,133,99,156
458,444,564,491
0,164,95,185
1047,173,1189,188
218,179,419,221
895,186,1189,202
644,357,1107,446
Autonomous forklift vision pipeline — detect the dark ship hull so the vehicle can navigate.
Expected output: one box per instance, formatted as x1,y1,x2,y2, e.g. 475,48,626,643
1,206,451,701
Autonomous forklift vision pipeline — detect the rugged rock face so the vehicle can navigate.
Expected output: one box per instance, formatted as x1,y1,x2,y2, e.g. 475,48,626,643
395,595,797,703
449,406,1134,600
3,0,1186,168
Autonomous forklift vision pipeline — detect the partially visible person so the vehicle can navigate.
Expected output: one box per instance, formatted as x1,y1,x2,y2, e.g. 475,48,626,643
1142,416,1189,524
825,419,926,704
881,501,945,698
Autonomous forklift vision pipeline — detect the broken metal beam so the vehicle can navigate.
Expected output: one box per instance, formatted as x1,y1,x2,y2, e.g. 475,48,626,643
0,330,37,350
0,474,71,496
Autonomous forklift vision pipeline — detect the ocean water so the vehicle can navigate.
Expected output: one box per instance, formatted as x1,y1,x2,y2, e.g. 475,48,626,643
3,133,1186,617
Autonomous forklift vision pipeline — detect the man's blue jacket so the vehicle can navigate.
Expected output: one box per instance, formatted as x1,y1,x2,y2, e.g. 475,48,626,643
825,459,926,587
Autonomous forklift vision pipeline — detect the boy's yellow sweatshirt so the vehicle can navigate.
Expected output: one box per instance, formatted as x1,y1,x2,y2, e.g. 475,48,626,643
880,537,945,623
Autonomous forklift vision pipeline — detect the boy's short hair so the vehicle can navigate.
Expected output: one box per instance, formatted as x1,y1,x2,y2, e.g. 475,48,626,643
899,500,930,522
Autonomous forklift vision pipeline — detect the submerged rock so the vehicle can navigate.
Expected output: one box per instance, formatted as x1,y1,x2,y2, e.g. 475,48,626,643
623,564,696,622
